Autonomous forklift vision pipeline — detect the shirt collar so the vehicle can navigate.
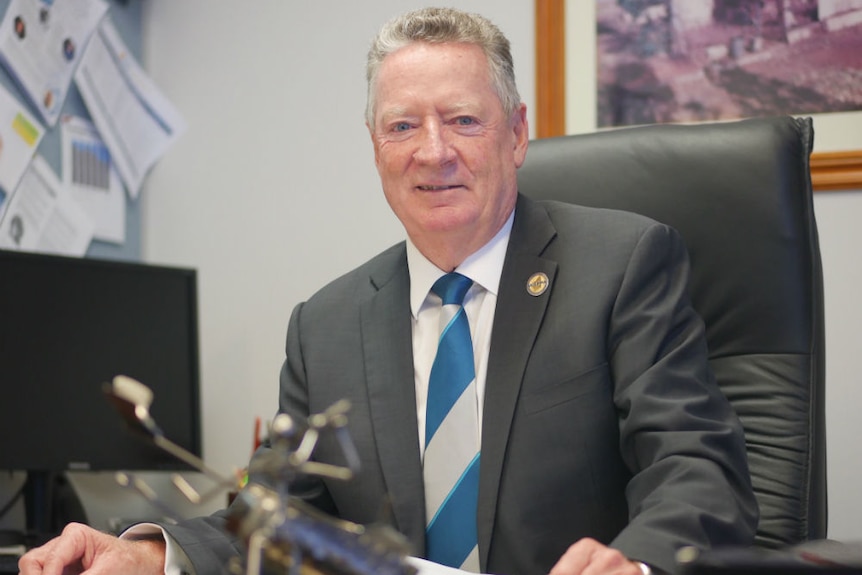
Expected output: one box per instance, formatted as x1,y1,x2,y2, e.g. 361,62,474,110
407,209,514,318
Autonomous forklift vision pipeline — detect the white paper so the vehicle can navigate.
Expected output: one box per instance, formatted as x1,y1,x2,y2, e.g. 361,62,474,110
75,16,187,198
0,155,94,256
407,557,487,575
60,114,125,244
0,0,109,127
0,82,44,223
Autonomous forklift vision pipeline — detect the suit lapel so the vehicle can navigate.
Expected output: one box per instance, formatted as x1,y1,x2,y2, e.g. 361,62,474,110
361,253,427,553
478,196,558,566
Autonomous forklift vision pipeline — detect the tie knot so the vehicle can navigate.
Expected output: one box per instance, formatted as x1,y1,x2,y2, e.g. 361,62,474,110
431,272,473,306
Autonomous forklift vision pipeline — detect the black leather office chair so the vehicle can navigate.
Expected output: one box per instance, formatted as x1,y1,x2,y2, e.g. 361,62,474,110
516,116,825,549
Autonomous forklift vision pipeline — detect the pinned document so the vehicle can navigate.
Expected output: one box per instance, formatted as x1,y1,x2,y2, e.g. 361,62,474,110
0,0,109,127
61,115,125,244
0,83,44,224
75,16,187,198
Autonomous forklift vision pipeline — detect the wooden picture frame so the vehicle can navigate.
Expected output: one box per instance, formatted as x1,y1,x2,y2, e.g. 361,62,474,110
534,0,862,192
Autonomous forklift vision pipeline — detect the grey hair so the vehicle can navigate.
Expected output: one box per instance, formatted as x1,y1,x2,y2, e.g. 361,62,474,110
365,7,521,126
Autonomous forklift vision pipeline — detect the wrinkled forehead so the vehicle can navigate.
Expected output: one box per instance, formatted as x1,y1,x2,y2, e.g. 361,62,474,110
369,42,496,122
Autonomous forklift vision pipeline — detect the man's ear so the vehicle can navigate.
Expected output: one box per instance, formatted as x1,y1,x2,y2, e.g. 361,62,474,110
512,103,529,168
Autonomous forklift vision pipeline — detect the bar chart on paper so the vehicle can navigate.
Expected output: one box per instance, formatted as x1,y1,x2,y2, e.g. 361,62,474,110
71,139,111,191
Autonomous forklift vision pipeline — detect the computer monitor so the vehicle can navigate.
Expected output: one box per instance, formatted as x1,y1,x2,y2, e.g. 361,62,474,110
0,249,201,541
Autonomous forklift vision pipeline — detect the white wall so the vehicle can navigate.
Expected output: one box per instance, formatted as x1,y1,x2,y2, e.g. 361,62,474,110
811,192,862,540
566,1,862,541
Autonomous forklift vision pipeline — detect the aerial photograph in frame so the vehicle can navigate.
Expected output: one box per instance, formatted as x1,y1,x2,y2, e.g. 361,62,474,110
596,0,862,127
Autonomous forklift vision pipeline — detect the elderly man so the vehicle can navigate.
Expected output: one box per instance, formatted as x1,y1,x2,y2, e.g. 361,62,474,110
19,7,757,575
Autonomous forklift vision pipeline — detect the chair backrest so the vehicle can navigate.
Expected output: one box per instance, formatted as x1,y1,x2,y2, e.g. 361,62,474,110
516,116,826,548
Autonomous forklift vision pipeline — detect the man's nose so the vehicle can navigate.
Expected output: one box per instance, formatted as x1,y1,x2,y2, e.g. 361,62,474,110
413,123,456,165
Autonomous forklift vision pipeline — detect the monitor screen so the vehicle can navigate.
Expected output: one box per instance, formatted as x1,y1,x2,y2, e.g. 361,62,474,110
0,249,201,472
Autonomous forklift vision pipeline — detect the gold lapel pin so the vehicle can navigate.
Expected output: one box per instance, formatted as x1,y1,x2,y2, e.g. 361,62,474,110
526,272,549,296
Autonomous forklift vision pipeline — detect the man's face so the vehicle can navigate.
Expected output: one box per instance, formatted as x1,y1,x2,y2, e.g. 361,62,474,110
368,42,528,263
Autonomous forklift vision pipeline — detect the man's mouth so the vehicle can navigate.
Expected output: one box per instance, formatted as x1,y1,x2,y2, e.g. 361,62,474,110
417,185,460,191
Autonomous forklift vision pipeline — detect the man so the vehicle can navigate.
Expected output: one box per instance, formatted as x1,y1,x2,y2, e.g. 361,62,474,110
19,7,757,575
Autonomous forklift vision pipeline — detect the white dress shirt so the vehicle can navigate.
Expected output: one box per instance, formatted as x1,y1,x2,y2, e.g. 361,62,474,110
406,210,514,457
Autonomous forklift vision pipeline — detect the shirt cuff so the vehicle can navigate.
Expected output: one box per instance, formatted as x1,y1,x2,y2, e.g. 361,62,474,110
120,523,195,575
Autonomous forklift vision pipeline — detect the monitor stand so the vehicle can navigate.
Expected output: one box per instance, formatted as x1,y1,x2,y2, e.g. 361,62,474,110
22,472,88,548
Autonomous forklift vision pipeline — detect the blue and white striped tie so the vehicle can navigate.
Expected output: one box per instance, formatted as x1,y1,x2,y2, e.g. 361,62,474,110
424,272,481,572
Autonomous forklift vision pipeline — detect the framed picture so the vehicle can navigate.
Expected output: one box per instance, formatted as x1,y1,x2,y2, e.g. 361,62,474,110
534,0,862,191
595,0,862,128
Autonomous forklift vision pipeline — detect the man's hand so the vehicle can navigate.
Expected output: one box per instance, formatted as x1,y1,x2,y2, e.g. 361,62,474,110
18,523,166,575
549,538,644,575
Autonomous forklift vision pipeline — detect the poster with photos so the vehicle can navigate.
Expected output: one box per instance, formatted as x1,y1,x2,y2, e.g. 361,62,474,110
0,0,108,126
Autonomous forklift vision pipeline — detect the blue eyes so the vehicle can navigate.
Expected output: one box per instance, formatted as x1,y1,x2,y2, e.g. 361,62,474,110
390,117,477,133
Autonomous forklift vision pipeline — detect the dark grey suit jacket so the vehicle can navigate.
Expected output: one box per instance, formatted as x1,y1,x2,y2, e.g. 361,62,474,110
165,195,757,575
